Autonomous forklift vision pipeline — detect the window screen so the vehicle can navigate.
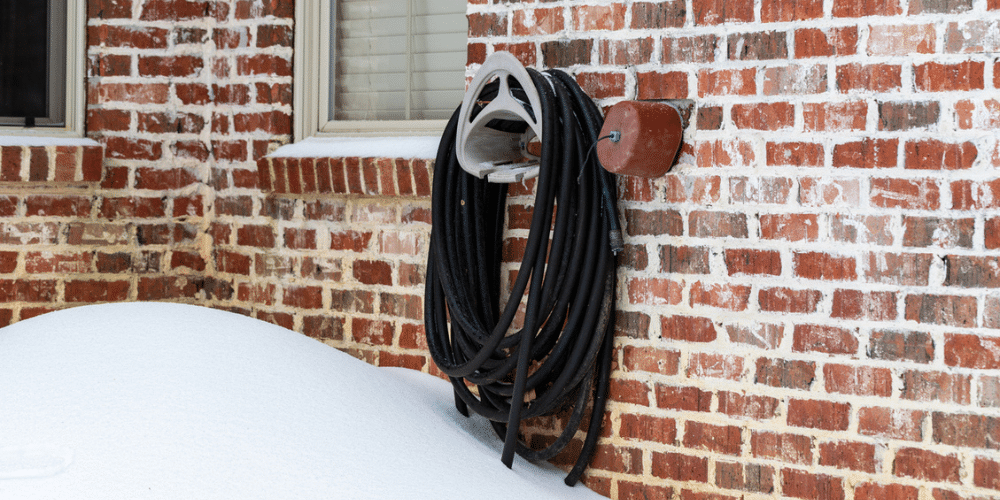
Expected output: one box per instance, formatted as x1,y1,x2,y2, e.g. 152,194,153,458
0,0,67,127
330,0,467,121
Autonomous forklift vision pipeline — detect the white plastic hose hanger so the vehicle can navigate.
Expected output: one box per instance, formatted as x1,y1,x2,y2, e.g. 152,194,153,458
455,51,544,183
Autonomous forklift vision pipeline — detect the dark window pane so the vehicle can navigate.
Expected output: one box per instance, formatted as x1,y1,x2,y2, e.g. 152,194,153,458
0,0,59,124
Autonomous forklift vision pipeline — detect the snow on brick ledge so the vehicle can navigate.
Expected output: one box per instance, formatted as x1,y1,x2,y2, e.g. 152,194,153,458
0,140,103,184
256,136,437,196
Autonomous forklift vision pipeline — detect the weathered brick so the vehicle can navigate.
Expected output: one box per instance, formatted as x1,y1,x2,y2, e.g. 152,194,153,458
916,61,984,92
732,102,794,130
760,213,819,241
932,411,1000,449
715,462,774,493
755,358,815,389
905,294,977,327
728,31,788,60
752,432,812,464
725,249,782,276
894,448,961,483
819,441,877,473
854,482,919,500
796,27,859,58
631,1,685,29
868,24,934,55
766,142,824,167
651,452,708,482
717,391,780,420
655,384,712,412
945,334,1000,369
869,330,934,363
832,289,897,320
859,407,924,441
694,0,753,25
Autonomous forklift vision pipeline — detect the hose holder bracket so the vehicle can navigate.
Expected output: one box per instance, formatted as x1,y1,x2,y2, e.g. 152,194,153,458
456,52,544,183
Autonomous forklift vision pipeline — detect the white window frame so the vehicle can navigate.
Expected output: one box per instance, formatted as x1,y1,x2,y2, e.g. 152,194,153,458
293,0,463,141
0,0,86,138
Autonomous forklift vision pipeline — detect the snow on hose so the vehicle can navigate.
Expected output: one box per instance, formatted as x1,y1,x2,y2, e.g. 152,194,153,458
424,52,618,486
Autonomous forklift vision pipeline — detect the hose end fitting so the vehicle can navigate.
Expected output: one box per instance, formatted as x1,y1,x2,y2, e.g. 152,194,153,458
608,230,624,254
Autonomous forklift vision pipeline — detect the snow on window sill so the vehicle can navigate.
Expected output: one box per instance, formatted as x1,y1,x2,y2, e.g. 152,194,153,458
258,136,439,197
0,136,103,184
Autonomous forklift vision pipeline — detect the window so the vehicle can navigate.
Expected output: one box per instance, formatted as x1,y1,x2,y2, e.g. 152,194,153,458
295,0,468,139
0,0,84,136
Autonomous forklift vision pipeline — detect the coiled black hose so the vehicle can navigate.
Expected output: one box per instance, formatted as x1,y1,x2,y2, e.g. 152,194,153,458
424,67,618,486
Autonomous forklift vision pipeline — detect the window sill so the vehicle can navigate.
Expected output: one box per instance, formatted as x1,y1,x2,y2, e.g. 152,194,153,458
0,136,103,184
257,136,439,197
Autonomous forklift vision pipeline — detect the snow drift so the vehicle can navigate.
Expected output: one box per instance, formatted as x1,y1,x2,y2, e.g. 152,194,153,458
0,302,604,499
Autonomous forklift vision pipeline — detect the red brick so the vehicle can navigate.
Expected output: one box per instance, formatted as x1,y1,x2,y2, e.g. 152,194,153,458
833,138,898,169
655,384,711,412
88,0,132,18
0,280,57,302
804,101,867,131
353,260,392,286
832,289,897,320
89,25,168,49
662,35,718,63
871,177,941,209
905,139,977,170
945,334,1000,369
834,0,902,17
729,31,788,60
687,353,743,381
25,196,91,217
99,197,166,218
760,213,819,242
695,140,754,168
788,399,851,430
693,0,753,25
717,391,780,420
234,0,292,18
726,323,784,349
953,178,1000,210
25,252,90,274
729,176,794,204
819,441,877,473
725,249,781,276
351,318,393,346
859,407,924,441
609,379,651,406
27,147,48,182
620,413,676,444
793,324,858,355
932,412,1000,449
904,216,974,248
572,72,625,100
631,2,685,29
751,432,812,464
651,452,708,482
894,448,961,483
282,285,323,309
854,483,919,500
868,24,935,55
572,4,626,31
902,370,971,404
663,175,722,203
661,315,716,342
621,345,680,375
767,142,823,167
916,61,985,92
836,63,901,92
660,245,710,274
618,481,673,500
65,280,129,303
689,211,747,238
796,27,859,58
870,330,933,363
762,0,822,21
794,252,857,281
974,456,1000,490
906,294,977,328
698,68,756,97
783,470,844,500
636,71,688,99
470,11,507,36
689,282,750,311
755,358,815,389
378,292,423,321
170,251,205,271
799,177,861,207
865,252,933,286
759,287,821,313
684,421,741,455
732,102,795,130
825,364,893,397
715,462,775,494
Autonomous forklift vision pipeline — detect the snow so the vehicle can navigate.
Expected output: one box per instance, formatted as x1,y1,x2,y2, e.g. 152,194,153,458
271,136,442,159
0,302,604,500
0,136,99,147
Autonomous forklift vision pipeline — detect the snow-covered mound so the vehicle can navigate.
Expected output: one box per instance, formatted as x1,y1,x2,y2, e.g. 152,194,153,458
0,302,604,499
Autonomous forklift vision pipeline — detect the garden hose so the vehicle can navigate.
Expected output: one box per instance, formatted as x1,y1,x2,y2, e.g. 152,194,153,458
424,64,618,486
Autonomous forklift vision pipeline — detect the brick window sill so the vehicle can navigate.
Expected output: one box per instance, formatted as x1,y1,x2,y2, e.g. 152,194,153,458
256,136,438,197
0,136,103,186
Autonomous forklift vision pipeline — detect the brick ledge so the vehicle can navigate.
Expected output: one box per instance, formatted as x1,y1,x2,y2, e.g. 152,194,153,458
0,137,103,184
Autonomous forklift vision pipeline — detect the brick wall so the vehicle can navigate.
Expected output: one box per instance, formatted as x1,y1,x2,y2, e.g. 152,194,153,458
0,0,997,499
462,1,1000,499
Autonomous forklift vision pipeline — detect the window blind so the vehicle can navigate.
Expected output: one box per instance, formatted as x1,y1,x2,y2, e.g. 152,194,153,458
331,0,466,121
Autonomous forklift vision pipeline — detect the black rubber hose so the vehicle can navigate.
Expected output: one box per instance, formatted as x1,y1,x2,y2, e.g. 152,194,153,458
425,68,618,486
